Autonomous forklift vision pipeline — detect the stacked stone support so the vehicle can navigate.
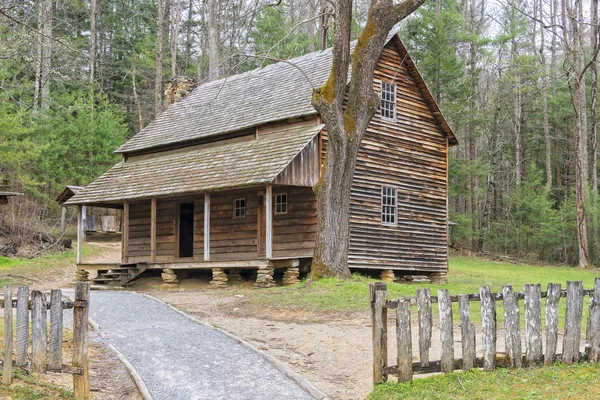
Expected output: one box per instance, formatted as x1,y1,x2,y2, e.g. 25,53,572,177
254,265,275,288
75,270,89,282
282,267,300,285
161,268,179,284
381,269,395,282
228,269,243,283
210,268,228,287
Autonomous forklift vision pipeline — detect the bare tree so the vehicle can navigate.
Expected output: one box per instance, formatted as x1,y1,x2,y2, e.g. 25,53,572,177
541,0,551,190
37,0,52,110
170,0,181,78
89,0,96,83
207,0,219,81
310,0,426,278
155,0,167,117
562,0,591,268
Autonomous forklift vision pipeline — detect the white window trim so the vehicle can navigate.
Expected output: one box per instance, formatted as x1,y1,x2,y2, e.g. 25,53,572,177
275,193,288,215
380,80,397,122
381,186,398,226
234,198,246,219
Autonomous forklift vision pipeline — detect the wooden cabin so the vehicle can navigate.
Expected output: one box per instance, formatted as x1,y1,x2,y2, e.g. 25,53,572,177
65,31,458,286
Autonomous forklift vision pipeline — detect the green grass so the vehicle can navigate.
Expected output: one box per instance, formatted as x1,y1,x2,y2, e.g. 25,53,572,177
0,243,104,286
369,363,600,400
247,256,599,314
0,370,74,399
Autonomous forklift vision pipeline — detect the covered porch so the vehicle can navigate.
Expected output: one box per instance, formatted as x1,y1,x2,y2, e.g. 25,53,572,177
68,124,322,287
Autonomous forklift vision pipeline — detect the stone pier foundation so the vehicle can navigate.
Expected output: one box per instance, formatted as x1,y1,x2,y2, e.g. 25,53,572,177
282,267,300,285
228,269,243,283
210,268,229,287
254,265,275,288
380,269,395,282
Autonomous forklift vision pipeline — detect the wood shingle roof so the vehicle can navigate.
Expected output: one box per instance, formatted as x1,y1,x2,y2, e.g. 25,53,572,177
65,124,323,205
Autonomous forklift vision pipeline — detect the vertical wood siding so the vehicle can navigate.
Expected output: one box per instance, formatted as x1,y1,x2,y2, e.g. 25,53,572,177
272,186,317,258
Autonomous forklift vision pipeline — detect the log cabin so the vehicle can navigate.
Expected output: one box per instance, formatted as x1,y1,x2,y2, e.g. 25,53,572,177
65,30,458,287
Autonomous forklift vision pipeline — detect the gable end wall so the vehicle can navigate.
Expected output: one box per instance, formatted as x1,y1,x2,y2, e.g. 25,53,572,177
347,42,449,274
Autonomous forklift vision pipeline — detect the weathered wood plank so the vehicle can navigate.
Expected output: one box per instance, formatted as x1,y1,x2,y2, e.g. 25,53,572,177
204,193,210,261
503,286,522,368
31,291,47,374
459,294,475,370
437,289,454,373
371,282,387,385
480,286,496,370
150,198,157,262
545,283,561,365
563,281,584,365
589,278,600,362
49,289,63,371
524,284,543,365
3,286,12,384
77,205,83,264
396,299,412,382
73,282,90,400
15,287,29,367
122,201,129,263
416,288,432,367
266,185,273,259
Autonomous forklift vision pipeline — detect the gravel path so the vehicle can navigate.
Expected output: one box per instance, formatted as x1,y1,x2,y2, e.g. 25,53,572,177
84,291,318,400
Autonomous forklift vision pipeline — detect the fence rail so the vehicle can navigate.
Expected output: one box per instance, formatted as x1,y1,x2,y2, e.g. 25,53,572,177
370,278,600,385
1,282,90,400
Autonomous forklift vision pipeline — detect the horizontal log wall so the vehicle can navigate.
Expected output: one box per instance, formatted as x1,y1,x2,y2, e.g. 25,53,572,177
128,201,151,263
347,42,449,273
272,186,317,258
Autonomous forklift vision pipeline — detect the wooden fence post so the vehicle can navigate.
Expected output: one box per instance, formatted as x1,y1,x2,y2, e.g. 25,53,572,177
49,289,63,371
524,284,543,365
416,289,432,367
371,282,387,386
31,291,47,373
589,278,600,362
563,281,584,365
459,294,475,370
3,286,12,385
438,289,454,373
73,282,90,400
15,287,29,368
503,286,522,368
480,286,496,370
545,283,561,365
396,299,412,382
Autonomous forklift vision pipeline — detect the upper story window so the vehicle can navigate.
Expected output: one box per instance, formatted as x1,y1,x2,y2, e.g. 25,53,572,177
234,198,246,218
381,81,396,120
275,193,287,214
381,186,397,226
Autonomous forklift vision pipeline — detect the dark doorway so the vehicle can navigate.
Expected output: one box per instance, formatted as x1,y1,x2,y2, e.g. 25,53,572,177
179,202,194,258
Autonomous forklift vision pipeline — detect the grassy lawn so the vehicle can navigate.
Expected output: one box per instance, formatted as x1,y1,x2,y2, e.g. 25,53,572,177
247,255,600,314
369,363,600,400
0,243,104,286
0,370,73,399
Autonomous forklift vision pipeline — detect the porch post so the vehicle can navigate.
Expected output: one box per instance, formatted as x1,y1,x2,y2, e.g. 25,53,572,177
76,205,83,264
122,201,129,263
81,205,87,241
60,206,67,235
204,193,210,261
266,185,273,259
150,198,157,262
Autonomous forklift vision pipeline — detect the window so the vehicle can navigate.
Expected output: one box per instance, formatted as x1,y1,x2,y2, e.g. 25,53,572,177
381,81,396,120
234,198,246,218
275,193,287,214
381,186,397,225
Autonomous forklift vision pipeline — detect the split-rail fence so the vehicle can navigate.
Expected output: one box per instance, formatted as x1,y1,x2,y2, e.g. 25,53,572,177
0,282,90,399
370,278,600,385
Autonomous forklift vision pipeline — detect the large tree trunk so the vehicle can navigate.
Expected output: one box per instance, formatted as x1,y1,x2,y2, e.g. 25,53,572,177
155,0,167,117
564,0,591,268
89,0,96,83
34,0,43,109
132,45,143,132
207,0,219,82
541,0,551,190
311,0,426,278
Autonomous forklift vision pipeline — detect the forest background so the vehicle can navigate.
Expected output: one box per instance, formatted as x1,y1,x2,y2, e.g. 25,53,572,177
0,0,598,266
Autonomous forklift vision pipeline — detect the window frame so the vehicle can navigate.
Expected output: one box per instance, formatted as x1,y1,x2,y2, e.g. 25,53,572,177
380,80,397,121
275,193,288,215
381,185,398,226
233,198,246,219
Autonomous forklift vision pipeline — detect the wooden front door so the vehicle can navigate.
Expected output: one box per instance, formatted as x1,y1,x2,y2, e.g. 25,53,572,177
257,194,266,256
